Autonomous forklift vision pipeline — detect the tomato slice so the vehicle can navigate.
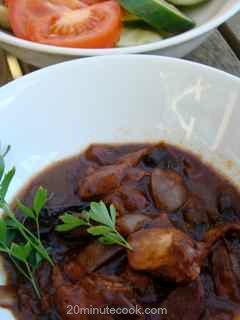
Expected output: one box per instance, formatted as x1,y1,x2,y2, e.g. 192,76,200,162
4,0,11,6
8,0,122,48
80,0,106,5
8,0,81,38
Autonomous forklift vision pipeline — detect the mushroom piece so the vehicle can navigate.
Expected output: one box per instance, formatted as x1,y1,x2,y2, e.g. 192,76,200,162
151,168,187,212
128,223,240,283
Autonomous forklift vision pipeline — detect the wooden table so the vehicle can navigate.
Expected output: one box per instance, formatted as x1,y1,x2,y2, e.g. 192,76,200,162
0,12,240,84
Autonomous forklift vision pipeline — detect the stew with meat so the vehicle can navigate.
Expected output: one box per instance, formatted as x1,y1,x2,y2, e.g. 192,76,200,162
1,142,240,320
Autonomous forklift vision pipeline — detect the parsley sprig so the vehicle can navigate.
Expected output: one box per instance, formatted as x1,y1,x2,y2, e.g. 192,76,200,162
0,144,132,299
0,146,53,298
56,201,132,250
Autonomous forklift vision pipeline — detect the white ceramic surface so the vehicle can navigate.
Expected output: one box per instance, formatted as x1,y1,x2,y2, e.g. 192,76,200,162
0,0,239,66
0,55,240,318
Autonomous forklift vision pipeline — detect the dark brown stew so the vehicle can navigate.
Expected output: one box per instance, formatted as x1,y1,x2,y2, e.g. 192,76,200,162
3,143,240,320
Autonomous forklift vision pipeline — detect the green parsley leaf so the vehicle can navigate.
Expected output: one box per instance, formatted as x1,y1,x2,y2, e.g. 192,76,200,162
0,145,10,181
5,229,17,246
0,167,15,200
56,213,89,232
0,218,7,243
33,186,48,217
10,241,32,263
56,202,132,250
109,204,116,226
17,201,35,219
87,225,113,236
0,143,53,298
29,252,43,272
99,233,122,246
89,201,114,227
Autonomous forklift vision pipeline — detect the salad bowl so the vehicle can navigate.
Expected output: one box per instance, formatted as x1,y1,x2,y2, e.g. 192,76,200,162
0,0,239,66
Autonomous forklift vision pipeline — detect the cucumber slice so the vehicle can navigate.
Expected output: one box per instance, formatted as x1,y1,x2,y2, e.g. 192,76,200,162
124,19,153,29
167,0,208,6
118,0,195,33
123,12,142,22
123,12,156,30
118,27,163,47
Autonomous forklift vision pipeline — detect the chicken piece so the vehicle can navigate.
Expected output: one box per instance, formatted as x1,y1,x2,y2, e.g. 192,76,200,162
86,145,120,165
145,212,173,229
53,267,140,320
121,266,151,290
53,268,111,320
158,279,204,320
151,168,187,212
205,297,240,320
142,145,179,169
203,223,240,249
117,213,150,236
117,147,151,166
79,148,149,199
118,186,148,212
64,242,123,281
123,167,148,183
104,192,125,215
76,242,123,273
121,267,157,304
212,242,240,302
128,227,203,283
128,223,240,283
79,163,127,199
104,185,148,216
182,196,209,225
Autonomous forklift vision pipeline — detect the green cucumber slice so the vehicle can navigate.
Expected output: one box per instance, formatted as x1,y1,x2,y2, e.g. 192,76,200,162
118,0,195,33
118,27,163,47
167,0,208,6
124,19,153,29
123,12,142,22
123,12,157,30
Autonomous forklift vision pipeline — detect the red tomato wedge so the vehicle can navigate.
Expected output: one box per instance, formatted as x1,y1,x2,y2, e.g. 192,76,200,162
80,0,106,5
8,0,122,48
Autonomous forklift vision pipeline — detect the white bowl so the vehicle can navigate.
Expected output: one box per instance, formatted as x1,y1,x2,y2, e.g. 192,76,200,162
0,55,240,319
0,0,239,67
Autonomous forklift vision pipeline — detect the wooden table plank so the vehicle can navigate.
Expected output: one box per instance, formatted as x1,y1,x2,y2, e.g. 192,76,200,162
225,13,240,39
0,49,12,85
219,13,240,59
20,61,36,75
186,30,240,77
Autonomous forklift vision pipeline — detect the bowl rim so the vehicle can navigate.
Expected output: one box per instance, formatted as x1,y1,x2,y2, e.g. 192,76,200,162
1,54,240,93
0,2,239,56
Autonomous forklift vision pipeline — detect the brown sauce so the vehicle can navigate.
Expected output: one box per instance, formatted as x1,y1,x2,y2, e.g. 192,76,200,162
1,142,240,320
